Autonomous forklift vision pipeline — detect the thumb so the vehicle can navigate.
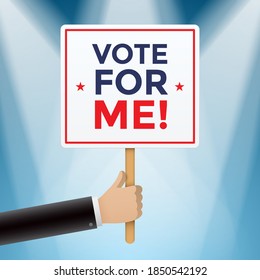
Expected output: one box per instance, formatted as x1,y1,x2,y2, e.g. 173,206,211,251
109,171,126,190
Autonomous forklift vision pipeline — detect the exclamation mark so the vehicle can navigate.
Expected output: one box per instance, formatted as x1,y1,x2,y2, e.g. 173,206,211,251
160,100,167,129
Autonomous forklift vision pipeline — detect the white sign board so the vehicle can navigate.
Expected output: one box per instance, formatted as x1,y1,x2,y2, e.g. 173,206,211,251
61,25,199,148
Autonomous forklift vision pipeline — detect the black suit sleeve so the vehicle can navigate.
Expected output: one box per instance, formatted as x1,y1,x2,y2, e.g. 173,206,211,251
0,197,97,245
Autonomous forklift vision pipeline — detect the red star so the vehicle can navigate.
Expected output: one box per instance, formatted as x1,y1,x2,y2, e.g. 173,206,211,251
175,82,184,91
76,82,85,91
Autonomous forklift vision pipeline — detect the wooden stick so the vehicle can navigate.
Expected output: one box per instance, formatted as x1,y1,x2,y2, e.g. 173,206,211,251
125,148,135,244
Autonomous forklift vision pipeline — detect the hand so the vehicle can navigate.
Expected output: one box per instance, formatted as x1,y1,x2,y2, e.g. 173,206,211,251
98,171,143,223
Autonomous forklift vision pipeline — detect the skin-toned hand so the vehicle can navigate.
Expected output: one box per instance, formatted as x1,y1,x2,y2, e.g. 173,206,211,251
98,171,143,224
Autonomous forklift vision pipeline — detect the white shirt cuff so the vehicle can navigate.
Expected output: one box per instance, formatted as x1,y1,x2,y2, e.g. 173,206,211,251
92,197,102,227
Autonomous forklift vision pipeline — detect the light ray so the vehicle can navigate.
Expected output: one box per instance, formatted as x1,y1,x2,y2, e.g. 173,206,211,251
103,0,159,24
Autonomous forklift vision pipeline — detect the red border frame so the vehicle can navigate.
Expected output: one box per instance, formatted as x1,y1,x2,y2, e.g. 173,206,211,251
64,28,197,145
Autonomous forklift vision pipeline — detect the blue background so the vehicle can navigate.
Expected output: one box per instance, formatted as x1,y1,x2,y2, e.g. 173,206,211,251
0,0,260,259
